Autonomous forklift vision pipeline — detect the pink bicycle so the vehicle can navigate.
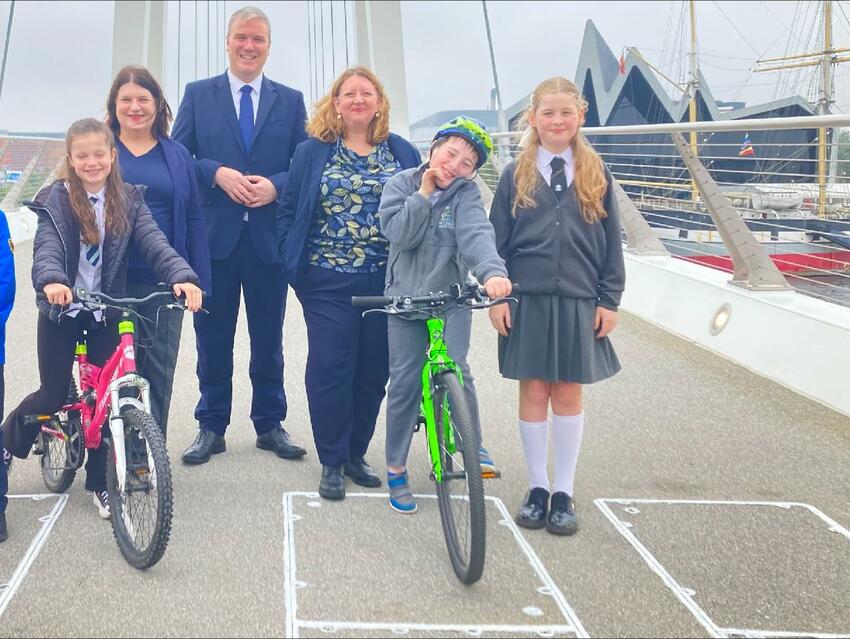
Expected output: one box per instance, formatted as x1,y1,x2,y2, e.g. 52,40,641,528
27,288,186,569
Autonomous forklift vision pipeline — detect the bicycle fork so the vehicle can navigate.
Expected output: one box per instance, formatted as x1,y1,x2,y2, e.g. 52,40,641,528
422,317,463,484
108,321,155,493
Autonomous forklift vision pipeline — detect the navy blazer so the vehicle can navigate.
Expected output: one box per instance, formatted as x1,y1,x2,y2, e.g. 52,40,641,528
277,133,422,283
122,136,212,293
172,72,307,264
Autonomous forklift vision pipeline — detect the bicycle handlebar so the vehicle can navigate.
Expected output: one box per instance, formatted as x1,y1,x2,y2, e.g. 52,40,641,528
351,282,518,313
75,288,178,307
351,295,395,307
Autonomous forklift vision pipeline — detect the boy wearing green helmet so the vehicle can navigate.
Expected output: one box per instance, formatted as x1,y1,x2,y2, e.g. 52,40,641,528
378,116,512,513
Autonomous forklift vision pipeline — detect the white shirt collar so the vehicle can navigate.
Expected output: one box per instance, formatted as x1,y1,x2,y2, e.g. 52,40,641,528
536,145,574,171
227,69,263,96
86,186,107,203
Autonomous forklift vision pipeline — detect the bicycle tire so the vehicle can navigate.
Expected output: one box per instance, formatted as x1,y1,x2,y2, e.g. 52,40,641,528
39,380,84,493
107,406,173,569
433,371,486,584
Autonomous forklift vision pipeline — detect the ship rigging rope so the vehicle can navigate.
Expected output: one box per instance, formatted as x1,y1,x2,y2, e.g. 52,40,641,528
636,204,850,244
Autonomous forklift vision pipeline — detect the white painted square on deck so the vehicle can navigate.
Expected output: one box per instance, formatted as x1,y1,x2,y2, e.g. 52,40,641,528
282,491,587,638
596,498,850,639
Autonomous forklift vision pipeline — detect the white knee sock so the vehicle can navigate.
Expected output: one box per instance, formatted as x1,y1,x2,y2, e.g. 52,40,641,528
551,413,584,496
518,419,549,491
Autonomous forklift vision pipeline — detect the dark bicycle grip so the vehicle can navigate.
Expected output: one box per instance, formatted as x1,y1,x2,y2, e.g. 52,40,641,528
351,295,393,307
23,414,52,426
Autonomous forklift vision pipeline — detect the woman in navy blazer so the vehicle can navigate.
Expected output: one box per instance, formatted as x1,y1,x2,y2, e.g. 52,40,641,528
278,66,420,500
106,65,212,438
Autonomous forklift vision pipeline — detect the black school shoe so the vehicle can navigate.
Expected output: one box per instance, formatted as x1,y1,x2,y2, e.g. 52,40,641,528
515,487,550,529
547,492,578,536
343,457,382,488
0,513,7,543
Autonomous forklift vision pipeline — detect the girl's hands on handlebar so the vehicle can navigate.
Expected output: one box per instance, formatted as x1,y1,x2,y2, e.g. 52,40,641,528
44,283,73,305
173,282,203,312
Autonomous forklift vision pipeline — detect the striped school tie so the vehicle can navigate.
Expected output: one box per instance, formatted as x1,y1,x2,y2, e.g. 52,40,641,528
86,196,101,267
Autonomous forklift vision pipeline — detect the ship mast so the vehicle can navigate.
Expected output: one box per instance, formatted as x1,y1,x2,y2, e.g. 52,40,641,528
753,0,850,216
688,0,699,202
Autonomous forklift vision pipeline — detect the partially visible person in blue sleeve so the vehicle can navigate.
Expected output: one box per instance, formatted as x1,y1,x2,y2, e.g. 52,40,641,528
0,208,16,543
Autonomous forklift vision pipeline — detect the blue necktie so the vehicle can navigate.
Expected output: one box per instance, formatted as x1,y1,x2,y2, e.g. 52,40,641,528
239,85,254,152
86,196,101,267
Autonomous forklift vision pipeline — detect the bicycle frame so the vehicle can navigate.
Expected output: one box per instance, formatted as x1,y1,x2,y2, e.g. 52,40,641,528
354,283,514,484
46,316,152,493
420,316,464,484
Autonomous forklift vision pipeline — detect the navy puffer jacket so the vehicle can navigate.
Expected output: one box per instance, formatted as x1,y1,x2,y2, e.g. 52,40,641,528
26,180,199,323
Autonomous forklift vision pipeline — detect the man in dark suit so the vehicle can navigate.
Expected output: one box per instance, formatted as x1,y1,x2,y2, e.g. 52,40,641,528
173,6,307,464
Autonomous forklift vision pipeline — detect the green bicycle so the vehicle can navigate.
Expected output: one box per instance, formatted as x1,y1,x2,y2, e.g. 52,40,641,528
353,282,514,584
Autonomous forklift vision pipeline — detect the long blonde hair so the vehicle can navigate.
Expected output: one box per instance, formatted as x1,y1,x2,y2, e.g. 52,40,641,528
59,118,128,245
513,77,608,223
306,66,390,144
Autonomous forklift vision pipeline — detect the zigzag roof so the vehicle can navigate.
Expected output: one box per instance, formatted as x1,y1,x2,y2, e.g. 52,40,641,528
575,19,814,125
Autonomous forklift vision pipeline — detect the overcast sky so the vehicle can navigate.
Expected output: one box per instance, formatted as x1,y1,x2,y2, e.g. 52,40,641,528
0,1,848,134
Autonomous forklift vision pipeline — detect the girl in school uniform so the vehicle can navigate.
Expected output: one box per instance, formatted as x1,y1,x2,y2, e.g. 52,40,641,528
489,77,625,536
0,118,202,531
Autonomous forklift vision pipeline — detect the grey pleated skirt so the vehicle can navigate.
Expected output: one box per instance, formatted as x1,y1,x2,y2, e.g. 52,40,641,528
498,294,621,384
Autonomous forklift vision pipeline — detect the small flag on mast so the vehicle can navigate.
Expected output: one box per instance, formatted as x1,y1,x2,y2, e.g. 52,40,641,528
739,134,755,157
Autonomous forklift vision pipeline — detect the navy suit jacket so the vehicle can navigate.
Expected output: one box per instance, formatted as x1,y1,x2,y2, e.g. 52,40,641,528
277,134,422,283
172,72,307,264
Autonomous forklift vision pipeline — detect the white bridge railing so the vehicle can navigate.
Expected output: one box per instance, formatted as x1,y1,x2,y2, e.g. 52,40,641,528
416,113,850,307
415,113,850,416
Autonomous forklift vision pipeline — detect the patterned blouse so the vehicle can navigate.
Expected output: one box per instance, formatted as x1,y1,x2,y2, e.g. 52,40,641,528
306,138,401,273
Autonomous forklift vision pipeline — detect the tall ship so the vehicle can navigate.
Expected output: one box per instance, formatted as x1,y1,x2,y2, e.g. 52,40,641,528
576,1,850,276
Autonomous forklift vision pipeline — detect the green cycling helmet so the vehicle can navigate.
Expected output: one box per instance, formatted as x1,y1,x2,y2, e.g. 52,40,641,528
431,116,494,169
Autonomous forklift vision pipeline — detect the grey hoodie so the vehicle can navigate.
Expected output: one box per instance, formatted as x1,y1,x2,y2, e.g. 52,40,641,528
380,165,507,297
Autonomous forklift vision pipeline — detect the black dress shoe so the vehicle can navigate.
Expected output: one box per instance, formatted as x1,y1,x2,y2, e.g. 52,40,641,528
343,456,382,488
547,492,578,536
256,426,307,459
0,513,7,543
181,430,226,465
319,465,345,500
515,487,550,530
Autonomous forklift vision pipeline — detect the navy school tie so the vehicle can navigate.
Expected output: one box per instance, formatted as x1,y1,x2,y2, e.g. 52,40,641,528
239,85,255,152
86,196,100,267
550,157,568,201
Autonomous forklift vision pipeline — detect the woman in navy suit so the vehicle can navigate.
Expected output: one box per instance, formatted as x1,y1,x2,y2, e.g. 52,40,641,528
106,65,212,438
278,66,420,500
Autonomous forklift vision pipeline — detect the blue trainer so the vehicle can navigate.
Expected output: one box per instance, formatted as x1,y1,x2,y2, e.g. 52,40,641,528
387,470,417,513
479,446,496,474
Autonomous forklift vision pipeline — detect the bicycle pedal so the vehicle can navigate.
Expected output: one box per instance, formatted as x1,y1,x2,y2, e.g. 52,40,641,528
481,470,501,480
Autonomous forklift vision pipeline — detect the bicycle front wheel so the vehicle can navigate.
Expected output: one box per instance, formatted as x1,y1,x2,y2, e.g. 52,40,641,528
433,371,486,585
107,406,173,569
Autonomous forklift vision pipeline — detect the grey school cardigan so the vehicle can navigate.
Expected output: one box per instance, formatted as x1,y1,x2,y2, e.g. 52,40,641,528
489,161,625,311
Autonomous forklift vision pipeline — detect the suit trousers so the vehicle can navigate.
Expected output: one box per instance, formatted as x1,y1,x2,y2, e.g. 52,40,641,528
2,312,117,492
125,282,184,439
194,224,287,436
293,264,388,467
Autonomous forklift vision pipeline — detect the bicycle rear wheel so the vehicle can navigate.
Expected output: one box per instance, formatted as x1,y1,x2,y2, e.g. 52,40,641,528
433,371,486,584
39,381,84,493
107,406,173,569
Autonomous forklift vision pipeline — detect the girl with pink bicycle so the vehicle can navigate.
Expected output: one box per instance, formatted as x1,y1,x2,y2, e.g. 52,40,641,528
0,118,201,544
